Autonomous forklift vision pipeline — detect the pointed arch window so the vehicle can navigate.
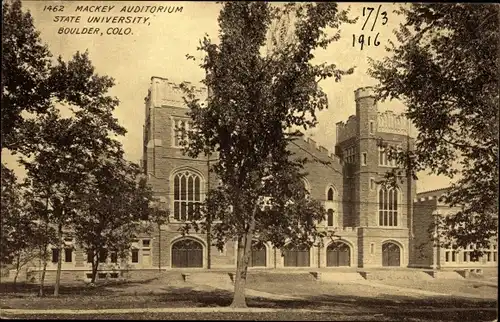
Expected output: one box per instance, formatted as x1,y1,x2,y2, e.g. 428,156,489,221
327,188,334,201
173,171,202,221
378,187,398,226
325,186,337,227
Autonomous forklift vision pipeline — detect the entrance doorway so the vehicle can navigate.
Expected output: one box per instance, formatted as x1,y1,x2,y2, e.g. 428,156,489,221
382,242,401,267
326,242,351,267
171,239,203,268
250,241,267,267
283,244,310,267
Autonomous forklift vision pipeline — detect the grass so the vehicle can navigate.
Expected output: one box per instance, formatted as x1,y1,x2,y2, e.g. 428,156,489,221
0,273,498,321
3,308,498,321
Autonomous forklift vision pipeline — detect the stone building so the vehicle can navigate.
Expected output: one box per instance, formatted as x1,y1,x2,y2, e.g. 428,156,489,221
411,188,498,269
20,77,496,282
139,77,416,270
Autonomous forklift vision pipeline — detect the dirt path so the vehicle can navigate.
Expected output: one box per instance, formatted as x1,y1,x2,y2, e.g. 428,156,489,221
350,280,451,297
195,279,301,301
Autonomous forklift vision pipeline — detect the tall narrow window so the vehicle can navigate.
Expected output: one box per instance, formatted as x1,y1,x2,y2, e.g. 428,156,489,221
362,153,367,165
87,250,94,263
99,249,107,263
379,147,386,165
52,249,59,263
110,251,118,264
131,249,139,263
327,209,335,227
379,147,396,166
64,248,73,263
327,188,334,201
378,187,398,226
173,119,192,147
369,121,375,134
173,171,202,221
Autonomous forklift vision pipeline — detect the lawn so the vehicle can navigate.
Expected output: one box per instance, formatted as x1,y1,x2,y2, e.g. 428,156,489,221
0,273,497,321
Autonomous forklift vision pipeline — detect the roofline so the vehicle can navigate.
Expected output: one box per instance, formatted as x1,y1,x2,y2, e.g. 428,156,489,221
416,187,451,196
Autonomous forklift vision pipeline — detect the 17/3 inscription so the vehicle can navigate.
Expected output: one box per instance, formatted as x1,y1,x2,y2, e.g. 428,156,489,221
352,5,388,51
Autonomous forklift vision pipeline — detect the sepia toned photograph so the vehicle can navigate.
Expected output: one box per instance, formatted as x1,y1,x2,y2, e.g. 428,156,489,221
1,1,498,320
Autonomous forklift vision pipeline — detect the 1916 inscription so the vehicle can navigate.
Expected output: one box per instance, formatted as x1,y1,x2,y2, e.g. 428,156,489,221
352,5,388,51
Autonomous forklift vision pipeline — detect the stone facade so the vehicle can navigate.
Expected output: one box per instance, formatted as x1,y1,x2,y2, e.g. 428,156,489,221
411,188,498,269
138,78,419,270
21,77,496,280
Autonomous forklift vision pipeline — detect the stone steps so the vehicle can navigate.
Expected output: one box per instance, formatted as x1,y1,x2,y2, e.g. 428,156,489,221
319,272,365,282
360,269,434,281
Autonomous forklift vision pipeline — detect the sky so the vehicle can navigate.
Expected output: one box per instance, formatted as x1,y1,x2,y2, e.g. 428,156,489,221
4,1,453,193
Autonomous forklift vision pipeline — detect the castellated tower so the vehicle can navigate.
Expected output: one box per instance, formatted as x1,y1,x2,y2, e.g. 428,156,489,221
335,86,416,268
142,76,212,212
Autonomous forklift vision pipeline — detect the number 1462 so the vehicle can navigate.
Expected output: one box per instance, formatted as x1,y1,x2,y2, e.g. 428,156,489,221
352,33,380,51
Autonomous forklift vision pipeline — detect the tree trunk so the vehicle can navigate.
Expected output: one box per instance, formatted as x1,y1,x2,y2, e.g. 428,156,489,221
207,217,212,269
13,252,21,289
53,222,63,296
91,252,99,284
158,224,161,272
39,196,50,297
230,211,256,308
39,259,47,297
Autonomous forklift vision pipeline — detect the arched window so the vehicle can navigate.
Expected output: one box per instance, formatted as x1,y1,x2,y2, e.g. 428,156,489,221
327,188,334,201
173,170,202,221
324,186,337,227
378,187,398,226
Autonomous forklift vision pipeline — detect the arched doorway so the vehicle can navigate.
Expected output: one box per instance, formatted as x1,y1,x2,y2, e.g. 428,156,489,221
283,244,310,267
171,239,203,268
250,241,267,267
326,242,351,267
382,242,401,267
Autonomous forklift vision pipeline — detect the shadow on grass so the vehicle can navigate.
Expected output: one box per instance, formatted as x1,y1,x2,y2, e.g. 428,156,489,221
0,277,160,297
154,286,233,307
150,285,497,321
245,293,497,321
1,281,497,321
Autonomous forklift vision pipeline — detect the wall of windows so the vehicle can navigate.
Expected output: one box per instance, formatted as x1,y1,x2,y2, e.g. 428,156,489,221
344,146,356,164
378,147,397,167
378,187,398,227
173,170,202,221
172,118,192,147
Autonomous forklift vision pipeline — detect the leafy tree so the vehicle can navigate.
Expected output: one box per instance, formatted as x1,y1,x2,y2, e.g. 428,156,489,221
368,4,499,254
147,199,170,272
1,165,56,294
1,0,52,151
19,50,126,296
180,2,355,307
73,157,154,283
0,164,27,264
22,191,57,297
0,165,42,289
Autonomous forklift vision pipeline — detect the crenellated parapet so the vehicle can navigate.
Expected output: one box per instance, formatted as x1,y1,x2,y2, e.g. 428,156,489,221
414,187,450,204
291,132,342,166
149,76,208,108
377,110,415,137
336,115,357,143
354,86,376,101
